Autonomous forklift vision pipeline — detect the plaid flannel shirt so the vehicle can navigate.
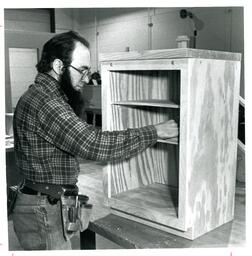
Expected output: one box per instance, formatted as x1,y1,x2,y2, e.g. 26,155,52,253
13,73,157,185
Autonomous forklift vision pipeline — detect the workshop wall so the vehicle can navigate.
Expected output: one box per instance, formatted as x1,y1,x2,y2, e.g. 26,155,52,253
55,7,244,98
4,7,244,98
4,9,52,32
55,8,80,33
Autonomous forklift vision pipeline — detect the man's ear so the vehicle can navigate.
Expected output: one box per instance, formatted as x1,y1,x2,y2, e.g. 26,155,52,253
52,59,64,75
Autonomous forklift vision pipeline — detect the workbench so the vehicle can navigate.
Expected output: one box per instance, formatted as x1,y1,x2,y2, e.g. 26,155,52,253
77,160,245,249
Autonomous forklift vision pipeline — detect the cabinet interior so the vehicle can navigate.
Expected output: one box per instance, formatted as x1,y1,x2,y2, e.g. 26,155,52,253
108,69,184,228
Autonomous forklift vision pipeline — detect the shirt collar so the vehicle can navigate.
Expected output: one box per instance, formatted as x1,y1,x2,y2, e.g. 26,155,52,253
34,73,68,102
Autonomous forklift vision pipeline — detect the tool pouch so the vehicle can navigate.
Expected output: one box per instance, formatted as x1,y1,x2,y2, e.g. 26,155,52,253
61,195,78,241
61,194,93,240
78,202,93,232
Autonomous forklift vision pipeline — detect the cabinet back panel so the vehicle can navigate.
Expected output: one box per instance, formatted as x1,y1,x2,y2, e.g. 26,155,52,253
111,105,179,129
108,105,179,195
109,70,180,104
109,143,179,195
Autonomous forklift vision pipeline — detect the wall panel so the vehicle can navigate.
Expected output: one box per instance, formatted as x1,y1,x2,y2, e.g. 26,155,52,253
79,27,97,71
55,8,80,32
4,9,51,32
98,18,148,53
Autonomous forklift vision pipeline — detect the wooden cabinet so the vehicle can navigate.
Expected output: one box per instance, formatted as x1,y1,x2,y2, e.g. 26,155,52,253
100,48,241,240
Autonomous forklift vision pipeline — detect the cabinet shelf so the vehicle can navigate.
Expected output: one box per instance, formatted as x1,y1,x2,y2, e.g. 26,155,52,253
112,100,179,108
109,183,179,226
157,137,178,145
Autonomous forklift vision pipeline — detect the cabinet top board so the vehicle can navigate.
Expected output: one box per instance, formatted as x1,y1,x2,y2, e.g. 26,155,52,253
99,48,241,62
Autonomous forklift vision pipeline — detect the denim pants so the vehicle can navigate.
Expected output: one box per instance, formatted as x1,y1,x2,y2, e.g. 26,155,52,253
12,192,72,250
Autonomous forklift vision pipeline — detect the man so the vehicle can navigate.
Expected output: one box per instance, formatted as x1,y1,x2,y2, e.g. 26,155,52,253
12,31,178,250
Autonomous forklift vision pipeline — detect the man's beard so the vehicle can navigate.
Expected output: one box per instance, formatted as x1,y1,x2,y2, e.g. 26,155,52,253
60,68,85,118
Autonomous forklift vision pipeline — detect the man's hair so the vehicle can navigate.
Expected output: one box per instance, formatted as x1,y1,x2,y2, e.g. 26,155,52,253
36,31,89,73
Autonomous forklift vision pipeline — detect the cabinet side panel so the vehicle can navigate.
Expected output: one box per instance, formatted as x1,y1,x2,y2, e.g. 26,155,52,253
178,66,190,229
187,59,240,238
101,64,112,200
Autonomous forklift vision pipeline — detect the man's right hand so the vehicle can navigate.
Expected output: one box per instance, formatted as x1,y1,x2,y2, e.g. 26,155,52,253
154,119,179,139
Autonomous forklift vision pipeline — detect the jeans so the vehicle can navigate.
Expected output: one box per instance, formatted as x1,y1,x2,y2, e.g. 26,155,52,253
12,192,72,250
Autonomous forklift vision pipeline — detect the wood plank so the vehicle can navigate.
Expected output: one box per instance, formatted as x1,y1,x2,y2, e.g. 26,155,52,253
239,96,245,107
111,183,178,215
238,139,245,153
101,63,114,199
186,59,241,239
108,183,191,230
157,137,178,145
99,48,241,62
177,67,190,229
89,214,191,248
112,99,180,108
110,209,194,240
109,70,180,103
103,58,188,71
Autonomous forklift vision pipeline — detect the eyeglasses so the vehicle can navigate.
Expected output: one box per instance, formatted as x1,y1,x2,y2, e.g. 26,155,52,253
68,64,91,80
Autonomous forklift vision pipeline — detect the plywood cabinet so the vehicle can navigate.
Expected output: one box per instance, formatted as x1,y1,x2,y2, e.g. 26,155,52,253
100,48,241,240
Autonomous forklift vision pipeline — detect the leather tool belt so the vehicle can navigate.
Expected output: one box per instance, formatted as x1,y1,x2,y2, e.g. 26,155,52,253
21,179,92,240
22,179,78,199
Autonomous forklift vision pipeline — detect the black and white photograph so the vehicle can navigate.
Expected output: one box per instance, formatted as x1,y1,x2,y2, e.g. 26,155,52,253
0,1,250,256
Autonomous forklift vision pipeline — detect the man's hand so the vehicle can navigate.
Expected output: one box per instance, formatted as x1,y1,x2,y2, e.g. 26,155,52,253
154,119,179,139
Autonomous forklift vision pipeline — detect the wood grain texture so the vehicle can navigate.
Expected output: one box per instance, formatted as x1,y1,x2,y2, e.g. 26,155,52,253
101,63,114,199
99,48,241,62
112,99,180,108
101,65,186,229
186,59,241,239
109,70,180,103
157,137,178,145
109,104,179,193
108,183,190,231
76,161,245,245
77,161,108,221
177,65,190,229
101,60,187,231
102,67,181,199
101,50,241,239
103,58,188,72
111,209,194,239
109,143,179,193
